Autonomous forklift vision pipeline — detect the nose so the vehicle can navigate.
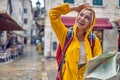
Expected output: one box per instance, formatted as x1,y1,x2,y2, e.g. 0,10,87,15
80,16,85,20
78,16,85,23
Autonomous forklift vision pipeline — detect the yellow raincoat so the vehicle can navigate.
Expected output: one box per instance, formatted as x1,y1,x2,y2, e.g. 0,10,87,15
49,3,102,80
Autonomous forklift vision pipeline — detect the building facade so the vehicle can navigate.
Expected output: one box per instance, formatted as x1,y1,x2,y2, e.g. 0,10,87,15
11,0,34,44
22,0,34,44
44,0,120,57
11,0,24,42
0,0,35,47
0,0,13,46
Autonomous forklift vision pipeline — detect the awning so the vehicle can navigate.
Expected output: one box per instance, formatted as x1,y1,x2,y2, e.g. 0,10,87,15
61,17,112,29
0,13,23,31
112,19,120,27
117,23,120,27
60,17,75,26
118,23,120,27
95,18,112,29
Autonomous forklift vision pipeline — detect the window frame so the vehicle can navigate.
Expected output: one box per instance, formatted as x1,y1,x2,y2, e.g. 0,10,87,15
117,0,120,8
92,0,104,7
24,19,28,24
24,8,27,13
64,0,74,4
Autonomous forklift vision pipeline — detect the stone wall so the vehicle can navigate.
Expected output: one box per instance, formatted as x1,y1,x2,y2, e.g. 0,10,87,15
103,22,118,53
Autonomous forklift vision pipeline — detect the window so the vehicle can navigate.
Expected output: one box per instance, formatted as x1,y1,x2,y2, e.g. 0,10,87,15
24,19,27,24
64,0,74,4
93,0,103,6
119,0,120,7
24,8,27,13
8,0,12,14
116,0,120,8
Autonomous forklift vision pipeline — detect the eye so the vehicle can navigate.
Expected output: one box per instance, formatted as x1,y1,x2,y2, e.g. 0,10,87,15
79,13,84,17
85,16,90,20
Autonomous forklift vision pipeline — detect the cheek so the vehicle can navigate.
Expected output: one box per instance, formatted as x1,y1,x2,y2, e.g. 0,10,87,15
84,21,91,29
85,21,91,27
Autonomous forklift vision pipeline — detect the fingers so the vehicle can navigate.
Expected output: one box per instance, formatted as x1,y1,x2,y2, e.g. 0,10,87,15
76,3,91,12
71,3,92,12
80,3,91,9
108,50,117,54
83,3,90,6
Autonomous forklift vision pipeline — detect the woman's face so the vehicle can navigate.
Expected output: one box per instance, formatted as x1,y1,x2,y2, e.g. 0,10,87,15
77,9,93,31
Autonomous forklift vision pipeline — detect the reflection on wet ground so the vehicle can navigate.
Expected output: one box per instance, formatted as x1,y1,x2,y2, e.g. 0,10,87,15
1,44,120,80
0,44,57,80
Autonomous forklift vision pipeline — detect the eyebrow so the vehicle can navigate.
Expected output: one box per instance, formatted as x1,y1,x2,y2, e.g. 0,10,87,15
79,11,92,18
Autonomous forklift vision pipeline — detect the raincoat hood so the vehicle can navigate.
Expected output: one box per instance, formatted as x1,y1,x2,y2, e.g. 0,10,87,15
73,8,96,40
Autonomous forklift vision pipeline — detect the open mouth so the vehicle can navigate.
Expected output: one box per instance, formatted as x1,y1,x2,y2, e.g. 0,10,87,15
78,22,84,26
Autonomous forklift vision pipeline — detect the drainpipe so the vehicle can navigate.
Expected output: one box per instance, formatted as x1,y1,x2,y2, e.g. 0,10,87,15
8,0,13,15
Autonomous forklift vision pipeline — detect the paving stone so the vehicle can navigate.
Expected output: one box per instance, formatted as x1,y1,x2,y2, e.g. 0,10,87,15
0,44,48,80
3,44,120,80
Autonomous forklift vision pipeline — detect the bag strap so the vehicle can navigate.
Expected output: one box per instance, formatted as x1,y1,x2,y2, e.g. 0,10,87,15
88,32,96,55
63,27,73,53
58,27,73,76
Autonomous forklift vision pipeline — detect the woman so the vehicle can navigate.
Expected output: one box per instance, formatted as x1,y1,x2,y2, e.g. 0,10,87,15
49,3,102,80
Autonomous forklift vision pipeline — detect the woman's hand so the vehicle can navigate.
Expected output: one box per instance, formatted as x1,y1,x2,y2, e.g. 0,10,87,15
108,50,117,54
71,3,91,12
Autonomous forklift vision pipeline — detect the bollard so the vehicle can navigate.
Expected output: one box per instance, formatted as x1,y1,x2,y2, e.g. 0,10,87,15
37,42,42,54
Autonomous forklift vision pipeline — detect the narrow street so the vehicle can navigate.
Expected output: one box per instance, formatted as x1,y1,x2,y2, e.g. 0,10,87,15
0,44,57,80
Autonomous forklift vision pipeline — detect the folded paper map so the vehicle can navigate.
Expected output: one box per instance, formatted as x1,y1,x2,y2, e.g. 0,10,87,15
85,53,120,80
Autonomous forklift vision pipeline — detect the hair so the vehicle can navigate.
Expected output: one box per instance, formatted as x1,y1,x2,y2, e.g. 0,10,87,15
76,8,95,32
77,8,95,25
83,8,95,25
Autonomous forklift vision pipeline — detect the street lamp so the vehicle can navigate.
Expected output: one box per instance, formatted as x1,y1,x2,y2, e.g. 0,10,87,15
36,0,41,10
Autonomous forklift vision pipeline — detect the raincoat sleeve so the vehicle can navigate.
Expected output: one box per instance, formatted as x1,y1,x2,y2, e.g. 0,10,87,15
93,37,102,57
49,3,71,47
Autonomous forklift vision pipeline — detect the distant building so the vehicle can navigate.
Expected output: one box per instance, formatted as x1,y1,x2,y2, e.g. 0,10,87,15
11,0,34,44
33,0,45,51
0,0,35,46
10,0,24,42
22,0,34,44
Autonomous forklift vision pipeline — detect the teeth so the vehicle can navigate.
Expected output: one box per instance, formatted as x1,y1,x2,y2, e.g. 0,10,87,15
79,23,82,25
78,23,82,26
77,21,84,26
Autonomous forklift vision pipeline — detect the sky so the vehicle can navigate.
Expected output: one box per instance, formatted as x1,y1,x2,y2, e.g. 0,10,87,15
31,0,44,7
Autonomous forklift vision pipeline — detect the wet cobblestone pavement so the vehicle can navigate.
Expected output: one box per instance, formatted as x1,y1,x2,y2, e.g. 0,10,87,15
0,44,57,80
1,44,120,80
